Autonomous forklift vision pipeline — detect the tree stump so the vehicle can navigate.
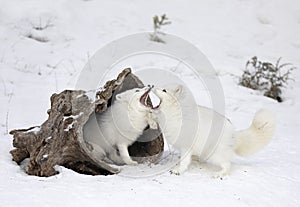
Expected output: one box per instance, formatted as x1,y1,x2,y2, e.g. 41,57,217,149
10,68,164,177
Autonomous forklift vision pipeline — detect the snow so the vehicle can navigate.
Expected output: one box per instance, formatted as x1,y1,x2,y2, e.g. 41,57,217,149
1,0,300,206
26,126,41,134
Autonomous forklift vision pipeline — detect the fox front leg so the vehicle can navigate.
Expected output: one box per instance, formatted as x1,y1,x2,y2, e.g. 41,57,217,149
147,111,158,130
117,144,138,166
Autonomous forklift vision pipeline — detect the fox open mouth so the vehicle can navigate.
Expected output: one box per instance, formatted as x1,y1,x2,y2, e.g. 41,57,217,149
140,87,152,107
140,87,161,109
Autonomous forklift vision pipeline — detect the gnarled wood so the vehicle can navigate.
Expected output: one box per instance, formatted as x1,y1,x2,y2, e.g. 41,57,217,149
10,69,164,177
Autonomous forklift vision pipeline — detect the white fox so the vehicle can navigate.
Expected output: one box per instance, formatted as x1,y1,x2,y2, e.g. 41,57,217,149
153,85,275,178
83,86,157,166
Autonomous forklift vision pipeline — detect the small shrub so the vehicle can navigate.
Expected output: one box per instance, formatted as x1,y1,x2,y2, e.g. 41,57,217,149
150,14,171,43
239,56,295,102
31,17,54,31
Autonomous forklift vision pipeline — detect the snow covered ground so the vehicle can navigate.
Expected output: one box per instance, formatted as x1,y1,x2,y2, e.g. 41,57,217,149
1,0,300,206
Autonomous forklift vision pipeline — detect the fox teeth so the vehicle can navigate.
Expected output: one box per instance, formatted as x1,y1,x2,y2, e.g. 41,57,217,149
144,94,148,105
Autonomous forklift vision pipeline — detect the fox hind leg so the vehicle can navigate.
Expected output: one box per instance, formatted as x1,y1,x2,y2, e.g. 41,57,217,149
212,162,231,179
170,150,192,175
108,148,125,165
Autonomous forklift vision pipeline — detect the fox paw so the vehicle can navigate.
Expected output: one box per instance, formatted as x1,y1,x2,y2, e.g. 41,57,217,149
126,160,138,166
170,166,183,175
170,170,180,175
212,171,228,180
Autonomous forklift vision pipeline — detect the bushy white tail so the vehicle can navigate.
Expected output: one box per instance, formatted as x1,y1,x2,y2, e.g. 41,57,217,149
234,109,276,157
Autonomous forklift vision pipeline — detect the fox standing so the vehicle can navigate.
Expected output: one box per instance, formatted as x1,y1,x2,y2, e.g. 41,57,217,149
83,86,157,166
153,85,275,178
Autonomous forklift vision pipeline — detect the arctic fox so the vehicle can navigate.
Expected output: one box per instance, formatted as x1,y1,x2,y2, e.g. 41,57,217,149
153,85,276,178
83,86,157,166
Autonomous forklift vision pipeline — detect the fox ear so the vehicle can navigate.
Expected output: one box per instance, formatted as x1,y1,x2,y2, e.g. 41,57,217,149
173,85,184,97
116,93,130,103
116,94,123,101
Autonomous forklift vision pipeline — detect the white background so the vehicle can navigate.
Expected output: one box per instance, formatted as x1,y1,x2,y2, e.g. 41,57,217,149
0,0,299,206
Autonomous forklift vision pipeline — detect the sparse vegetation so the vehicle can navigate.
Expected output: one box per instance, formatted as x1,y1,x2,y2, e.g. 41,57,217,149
25,17,54,43
31,17,54,31
239,56,295,102
150,14,171,43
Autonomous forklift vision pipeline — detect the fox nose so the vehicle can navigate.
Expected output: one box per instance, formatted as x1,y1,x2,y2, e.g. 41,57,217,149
147,85,154,88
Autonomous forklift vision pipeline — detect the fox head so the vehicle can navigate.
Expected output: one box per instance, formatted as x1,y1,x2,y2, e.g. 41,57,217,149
115,86,153,112
153,84,184,108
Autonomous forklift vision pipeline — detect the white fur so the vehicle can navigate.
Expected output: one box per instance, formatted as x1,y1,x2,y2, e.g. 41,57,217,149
83,87,156,166
234,109,275,156
153,85,276,178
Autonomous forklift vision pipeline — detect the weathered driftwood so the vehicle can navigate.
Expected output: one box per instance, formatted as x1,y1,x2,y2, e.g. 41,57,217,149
10,68,164,177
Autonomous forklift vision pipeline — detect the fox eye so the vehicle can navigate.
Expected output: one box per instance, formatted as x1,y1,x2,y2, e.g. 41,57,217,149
162,89,166,92
135,89,140,92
